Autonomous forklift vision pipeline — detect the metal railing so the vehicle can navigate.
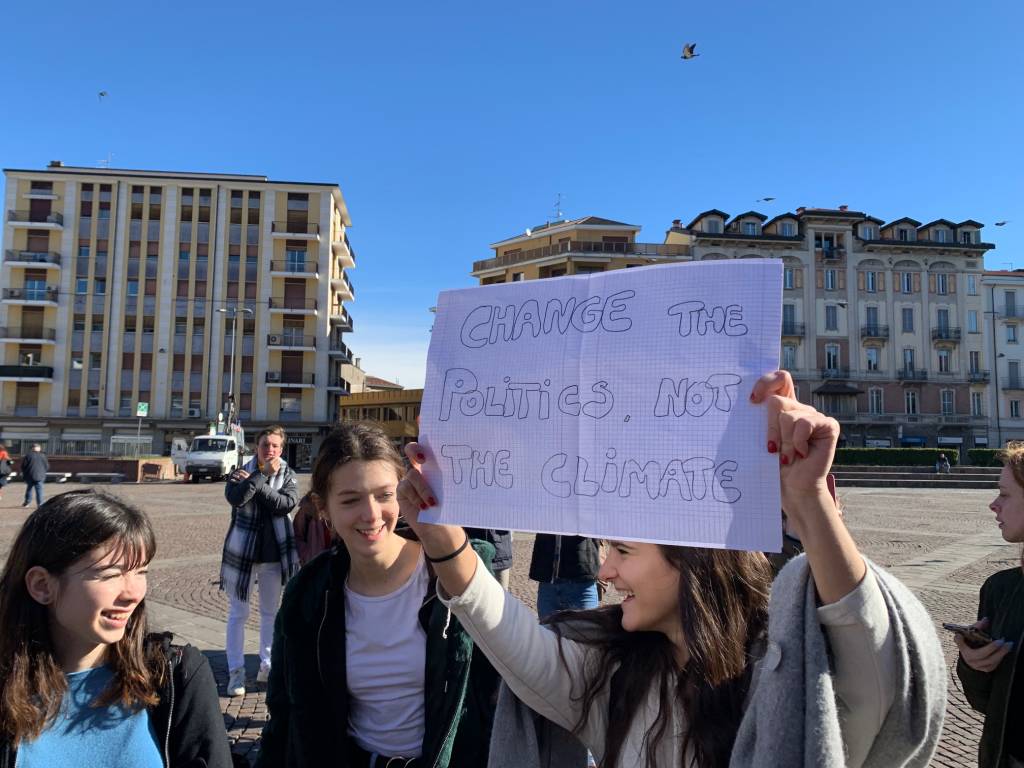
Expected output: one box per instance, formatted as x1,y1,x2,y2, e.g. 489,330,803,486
4,250,62,265
2,287,59,302
1003,378,1024,391
327,377,351,392
0,364,54,378
968,370,991,383
931,327,961,341
328,340,353,361
0,327,56,340
7,210,63,225
270,260,318,273
898,368,928,381
860,324,890,339
271,221,320,235
781,322,805,336
265,371,315,385
819,367,851,379
330,305,354,331
268,297,317,311
267,333,316,348
473,240,691,272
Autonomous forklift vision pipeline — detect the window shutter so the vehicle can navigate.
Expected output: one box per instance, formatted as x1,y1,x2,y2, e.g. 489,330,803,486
913,273,921,293
928,274,936,294
795,269,803,288
816,269,824,289
878,272,885,291
838,271,846,290
949,276,957,294
858,272,866,291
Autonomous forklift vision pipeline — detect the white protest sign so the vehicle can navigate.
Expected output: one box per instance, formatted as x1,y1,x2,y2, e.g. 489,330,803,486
419,259,783,552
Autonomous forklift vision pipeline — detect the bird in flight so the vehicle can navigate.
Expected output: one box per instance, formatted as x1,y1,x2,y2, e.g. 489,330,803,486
756,197,776,203
995,221,1010,226
98,91,108,101
681,43,699,60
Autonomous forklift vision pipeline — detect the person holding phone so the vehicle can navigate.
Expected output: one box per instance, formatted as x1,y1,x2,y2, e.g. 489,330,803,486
956,443,1024,768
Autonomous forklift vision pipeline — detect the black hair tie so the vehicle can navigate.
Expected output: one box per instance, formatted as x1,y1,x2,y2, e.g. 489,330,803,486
425,533,470,564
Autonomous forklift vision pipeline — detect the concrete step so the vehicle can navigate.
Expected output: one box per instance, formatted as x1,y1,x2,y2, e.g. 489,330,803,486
833,472,998,482
831,464,1001,475
834,477,998,489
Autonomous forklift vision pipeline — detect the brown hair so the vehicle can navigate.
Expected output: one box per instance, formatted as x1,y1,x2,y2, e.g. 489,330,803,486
997,442,1024,566
310,422,405,510
547,546,772,768
256,425,288,446
0,490,165,744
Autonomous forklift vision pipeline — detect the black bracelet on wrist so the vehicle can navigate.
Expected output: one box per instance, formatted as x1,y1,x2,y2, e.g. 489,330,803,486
424,533,470,564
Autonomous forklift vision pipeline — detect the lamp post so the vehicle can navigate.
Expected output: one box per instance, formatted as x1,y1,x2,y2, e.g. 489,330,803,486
989,285,1003,448
217,306,254,425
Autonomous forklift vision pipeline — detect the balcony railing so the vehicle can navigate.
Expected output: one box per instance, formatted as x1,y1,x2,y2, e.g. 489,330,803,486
815,246,846,260
334,270,355,298
781,322,805,337
820,367,850,379
330,305,354,331
931,327,961,342
4,250,62,266
473,240,691,273
0,327,56,341
268,297,317,311
968,370,991,383
270,260,318,274
898,368,928,381
327,377,351,392
860,324,890,339
7,210,63,225
328,340,353,361
0,364,54,379
999,306,1024,320
271,221,319,236
265,371,315,385
267,333,316,348
2,287,59,302
1003,378,1024,391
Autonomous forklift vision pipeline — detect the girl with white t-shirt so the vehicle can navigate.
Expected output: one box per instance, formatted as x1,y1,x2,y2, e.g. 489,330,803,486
256,423,500,768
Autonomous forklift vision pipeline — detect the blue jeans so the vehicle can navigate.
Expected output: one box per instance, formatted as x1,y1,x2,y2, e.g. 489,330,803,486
537,580,599,620
24,481,43,506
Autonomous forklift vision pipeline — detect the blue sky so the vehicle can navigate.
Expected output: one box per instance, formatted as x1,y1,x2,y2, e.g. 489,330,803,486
2,0,1021,387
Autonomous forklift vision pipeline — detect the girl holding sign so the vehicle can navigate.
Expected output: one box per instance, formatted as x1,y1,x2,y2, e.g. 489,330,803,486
256,422,501,768
397,371,946,768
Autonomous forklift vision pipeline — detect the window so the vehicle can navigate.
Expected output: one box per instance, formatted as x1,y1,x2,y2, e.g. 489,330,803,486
865,271,876,293
742,222,758,236
865,305,879,329
825,344,840,370
938,349,950,373
512,272,524,282
869,388,883,414
967,274,977,295
902,307,914,333
87,392,100,408
866,347,879,371
898,228,911,242
73,315,86,331
781,222,795,237
783,268,794,289
1007,291,1018,317
935,229,948,243
901,272,913,293
971,392,984,416
905,390,919,415
89,352,102,370
705,219,721,234
78,246,90,259
127,280,139,297
941,390,954,415
782,345,797,370
967,310,979,333
76,278,89,294
961,230,975,244
1013,401,1022,419
936,273,948,295
903,348,915,371
95,279,106,295
937,308,950,331
285,248,306,272
825,305,838,331
970,351,981,373
824,269,837,291
1009,325,1018,344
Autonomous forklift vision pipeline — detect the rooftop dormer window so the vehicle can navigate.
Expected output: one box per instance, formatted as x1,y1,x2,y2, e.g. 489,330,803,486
705,219,721,234
781,222,795,236
934,229,948,243
898,228,912,242
961,230,975,244
742,221,759,236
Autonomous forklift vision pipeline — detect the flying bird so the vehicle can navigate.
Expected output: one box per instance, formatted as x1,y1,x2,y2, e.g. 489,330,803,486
995,221,1010,226
98,90,108,101
756,197,776,203
681,43,699,60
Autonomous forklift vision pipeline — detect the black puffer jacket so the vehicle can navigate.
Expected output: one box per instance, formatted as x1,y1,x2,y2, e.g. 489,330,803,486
465,528,512,571
528,534,600,583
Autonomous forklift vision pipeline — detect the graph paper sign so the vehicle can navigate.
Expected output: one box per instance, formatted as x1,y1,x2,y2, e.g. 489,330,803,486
419,260,783,551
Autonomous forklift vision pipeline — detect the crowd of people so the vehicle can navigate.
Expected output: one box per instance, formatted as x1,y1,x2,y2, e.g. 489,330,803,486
0,370,1018,767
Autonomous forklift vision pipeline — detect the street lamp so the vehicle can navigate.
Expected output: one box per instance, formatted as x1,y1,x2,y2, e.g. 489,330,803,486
217,306,254,425
988,284,1003,448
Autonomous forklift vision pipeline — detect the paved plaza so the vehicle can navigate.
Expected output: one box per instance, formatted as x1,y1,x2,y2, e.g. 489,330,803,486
0,480,1010,767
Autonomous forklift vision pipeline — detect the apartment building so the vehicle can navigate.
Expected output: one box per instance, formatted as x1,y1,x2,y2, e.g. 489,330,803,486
983,271,1024,446
1,163,357,468
473,207,996,449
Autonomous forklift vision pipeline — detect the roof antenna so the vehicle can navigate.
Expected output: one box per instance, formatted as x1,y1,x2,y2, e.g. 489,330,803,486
550,192,565,224
98,152,114,168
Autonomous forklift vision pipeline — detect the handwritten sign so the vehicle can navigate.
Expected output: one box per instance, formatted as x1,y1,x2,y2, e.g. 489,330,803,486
419,259,782,551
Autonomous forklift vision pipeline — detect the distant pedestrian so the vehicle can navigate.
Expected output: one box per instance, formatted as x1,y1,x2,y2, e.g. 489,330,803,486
20,444,49,508
529,534,601,619
0,441,12,502
292,491,334,566
935,453,952,474
220,426,299,698
465,528,513,588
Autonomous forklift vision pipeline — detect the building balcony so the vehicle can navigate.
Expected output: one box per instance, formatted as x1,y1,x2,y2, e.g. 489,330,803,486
860,324,890,340
331,270,355,301
1003,378,1024,392
329,304,354,331
271,221,320,240
0,364,54,381
814,246,846,261
268,297,317,314
898,368,928,382
2,287,59,305
327,377,351,393
819,366,851,380
968,370,991,383
931,327,961,343
781,322,805,338
0,326,56,344
7,210,63,228
270,260,319,277
332,233,356,268
267,333,316,350
472,240,691,274
0,404,40,417
265,371,316,387
820,404,858,420
328,339,353,362
998,306,1024,320
4,250,62,268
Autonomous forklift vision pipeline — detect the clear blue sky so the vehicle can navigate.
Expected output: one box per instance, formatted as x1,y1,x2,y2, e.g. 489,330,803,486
3,0,1021,387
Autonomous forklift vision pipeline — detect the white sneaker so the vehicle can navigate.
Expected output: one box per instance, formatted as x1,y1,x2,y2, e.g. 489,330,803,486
227,667,246,697
256,663,271,683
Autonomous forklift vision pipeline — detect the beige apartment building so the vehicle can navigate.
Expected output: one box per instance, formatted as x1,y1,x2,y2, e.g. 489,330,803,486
472,208,996,449
1,163,357,468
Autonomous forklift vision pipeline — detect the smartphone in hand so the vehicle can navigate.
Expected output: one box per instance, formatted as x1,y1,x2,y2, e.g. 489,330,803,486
943,622,993,649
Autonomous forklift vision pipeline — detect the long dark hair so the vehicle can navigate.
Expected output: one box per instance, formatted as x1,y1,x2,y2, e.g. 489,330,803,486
0,490,164,743
547,546,772,768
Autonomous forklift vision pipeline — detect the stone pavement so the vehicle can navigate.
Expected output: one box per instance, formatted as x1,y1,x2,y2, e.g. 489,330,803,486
0,480,1011,767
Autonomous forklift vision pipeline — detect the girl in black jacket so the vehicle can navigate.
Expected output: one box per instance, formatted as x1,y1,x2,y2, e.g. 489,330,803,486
0,490,232,768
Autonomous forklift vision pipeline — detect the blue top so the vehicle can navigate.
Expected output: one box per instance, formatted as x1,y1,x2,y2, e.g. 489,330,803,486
17,665,163,768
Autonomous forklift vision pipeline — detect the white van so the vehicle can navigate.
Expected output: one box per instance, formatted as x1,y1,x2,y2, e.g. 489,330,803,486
185,435,242,482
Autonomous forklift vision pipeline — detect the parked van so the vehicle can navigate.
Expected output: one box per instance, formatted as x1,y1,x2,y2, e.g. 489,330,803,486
185,432,244,482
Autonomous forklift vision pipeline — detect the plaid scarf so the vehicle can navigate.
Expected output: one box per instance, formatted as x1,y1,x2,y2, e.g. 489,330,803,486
219,456,300,602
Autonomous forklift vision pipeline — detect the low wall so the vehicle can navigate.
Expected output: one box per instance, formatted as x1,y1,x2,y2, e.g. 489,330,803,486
17,456,179,483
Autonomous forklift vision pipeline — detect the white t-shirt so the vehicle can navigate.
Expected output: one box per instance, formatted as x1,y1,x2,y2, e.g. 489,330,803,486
345,554,429,757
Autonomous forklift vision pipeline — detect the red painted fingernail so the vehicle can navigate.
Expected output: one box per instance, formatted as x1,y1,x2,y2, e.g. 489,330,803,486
417,453,426,462
781,454,790,465
749,393,757,402
767,441,777,454
419,502,428,511
428,497,437,507
795,449,806,459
